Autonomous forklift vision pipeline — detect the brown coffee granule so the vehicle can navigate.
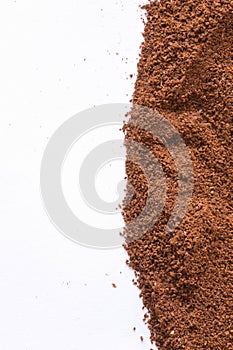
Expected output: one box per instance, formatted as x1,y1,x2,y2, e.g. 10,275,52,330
123,1,233,349
112,283,117,289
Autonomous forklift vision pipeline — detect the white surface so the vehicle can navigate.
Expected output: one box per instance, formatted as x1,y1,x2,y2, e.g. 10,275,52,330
0,0,157,349
62,124,125,230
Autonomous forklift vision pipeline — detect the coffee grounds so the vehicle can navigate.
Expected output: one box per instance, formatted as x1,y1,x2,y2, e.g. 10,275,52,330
123,1,233,349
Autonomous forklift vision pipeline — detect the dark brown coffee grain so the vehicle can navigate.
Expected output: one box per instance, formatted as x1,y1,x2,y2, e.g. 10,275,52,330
123,1,233,349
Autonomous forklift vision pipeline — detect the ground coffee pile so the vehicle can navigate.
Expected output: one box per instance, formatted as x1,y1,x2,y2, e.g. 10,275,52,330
123,1,233,349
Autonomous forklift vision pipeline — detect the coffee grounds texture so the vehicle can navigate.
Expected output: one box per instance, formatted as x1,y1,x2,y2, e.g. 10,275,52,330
123,1,233,349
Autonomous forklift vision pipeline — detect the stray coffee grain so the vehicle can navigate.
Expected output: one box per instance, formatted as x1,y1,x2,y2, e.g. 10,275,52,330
123,1,233,349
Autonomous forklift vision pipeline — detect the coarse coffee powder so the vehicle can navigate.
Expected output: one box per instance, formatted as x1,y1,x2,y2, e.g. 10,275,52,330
123,1,233,349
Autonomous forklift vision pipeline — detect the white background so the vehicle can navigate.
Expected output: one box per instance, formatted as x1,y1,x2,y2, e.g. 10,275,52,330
0,0,157,349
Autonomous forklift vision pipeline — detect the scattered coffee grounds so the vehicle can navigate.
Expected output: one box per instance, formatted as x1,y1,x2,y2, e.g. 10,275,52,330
123,1,233,349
